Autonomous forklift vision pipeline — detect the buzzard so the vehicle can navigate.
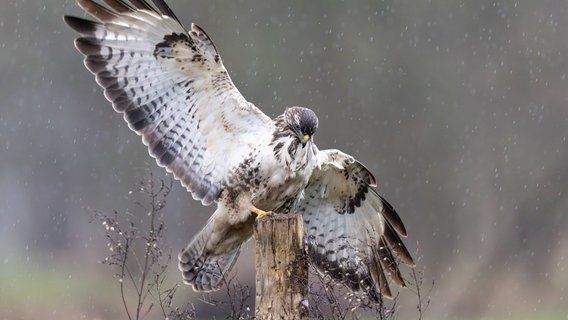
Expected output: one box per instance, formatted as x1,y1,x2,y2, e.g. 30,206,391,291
65,0,415,300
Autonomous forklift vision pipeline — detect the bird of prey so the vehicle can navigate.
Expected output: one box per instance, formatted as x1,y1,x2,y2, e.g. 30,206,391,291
65,0,415,301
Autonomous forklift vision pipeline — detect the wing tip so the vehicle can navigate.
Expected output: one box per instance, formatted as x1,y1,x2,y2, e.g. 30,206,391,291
405,254,417,267
76,0,118,22
377,192,408,236
64,15,99,35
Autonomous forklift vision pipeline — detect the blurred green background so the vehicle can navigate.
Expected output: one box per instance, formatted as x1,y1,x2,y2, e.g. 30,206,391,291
1,0,568,319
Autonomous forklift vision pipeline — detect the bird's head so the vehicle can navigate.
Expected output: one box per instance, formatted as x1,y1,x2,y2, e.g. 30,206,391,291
284,107,318,147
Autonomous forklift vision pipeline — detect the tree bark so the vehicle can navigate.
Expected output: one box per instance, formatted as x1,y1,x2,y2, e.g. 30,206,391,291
254,214,308,320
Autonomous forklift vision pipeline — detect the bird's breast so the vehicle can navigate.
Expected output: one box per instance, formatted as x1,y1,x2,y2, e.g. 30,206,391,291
251,141,317,211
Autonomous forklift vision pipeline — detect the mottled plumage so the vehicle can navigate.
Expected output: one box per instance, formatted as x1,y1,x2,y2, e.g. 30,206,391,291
65,0,414,301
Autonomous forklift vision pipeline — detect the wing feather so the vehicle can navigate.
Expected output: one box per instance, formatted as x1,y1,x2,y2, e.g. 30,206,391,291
298,149,414,301
65,0,273,205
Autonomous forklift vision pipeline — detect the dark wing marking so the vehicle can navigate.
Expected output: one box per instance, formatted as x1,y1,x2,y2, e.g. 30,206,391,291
65,0,273,205
298,149,414,300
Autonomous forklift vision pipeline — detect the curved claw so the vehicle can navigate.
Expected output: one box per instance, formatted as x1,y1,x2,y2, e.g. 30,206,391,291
252,207,273,219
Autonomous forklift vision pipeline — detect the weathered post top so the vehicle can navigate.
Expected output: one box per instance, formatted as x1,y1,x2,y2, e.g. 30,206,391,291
254,214,308,320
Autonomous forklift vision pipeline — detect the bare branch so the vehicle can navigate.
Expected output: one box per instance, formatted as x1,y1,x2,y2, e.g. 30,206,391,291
91,172,193,320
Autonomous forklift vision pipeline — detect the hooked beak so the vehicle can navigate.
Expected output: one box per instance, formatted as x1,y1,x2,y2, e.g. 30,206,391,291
301,134,310,147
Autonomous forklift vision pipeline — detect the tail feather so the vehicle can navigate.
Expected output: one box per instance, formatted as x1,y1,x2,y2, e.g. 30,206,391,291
178,215,247,292
181,246,241,292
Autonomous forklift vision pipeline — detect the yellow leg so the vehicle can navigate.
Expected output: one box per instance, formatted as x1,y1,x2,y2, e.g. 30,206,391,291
252,207,273,219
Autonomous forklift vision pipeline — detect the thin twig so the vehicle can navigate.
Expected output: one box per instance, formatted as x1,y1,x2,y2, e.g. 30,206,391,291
92,173,188,320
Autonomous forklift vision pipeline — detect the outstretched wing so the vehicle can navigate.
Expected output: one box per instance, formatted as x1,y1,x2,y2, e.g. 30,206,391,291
298,149,414,300
65,0,273,205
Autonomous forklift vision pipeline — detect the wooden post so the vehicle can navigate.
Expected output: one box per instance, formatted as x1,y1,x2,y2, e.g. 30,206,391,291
254,214,308,320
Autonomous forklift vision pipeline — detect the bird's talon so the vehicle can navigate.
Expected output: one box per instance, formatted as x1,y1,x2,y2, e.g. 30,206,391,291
252,207,272,219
